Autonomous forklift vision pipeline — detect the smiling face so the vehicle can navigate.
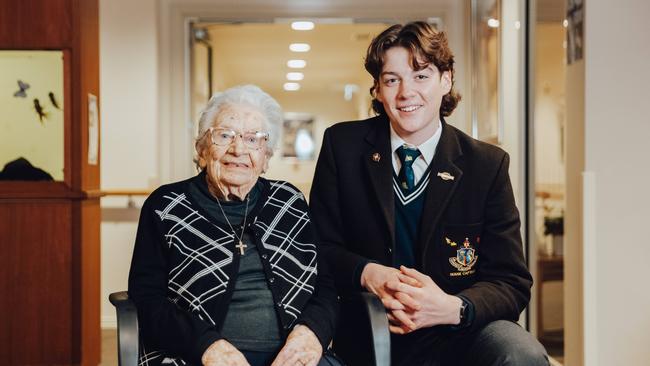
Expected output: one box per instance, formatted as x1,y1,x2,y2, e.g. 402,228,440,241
376,46,451,145
199,103,269,197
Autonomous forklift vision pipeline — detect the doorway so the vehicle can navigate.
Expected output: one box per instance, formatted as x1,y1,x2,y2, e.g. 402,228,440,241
531,0,568,362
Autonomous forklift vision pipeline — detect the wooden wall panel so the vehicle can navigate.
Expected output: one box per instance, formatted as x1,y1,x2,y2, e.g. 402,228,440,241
74,199,101,365
71,0,101,191
0,201,73,364
1,0,101,364
0,0,73,48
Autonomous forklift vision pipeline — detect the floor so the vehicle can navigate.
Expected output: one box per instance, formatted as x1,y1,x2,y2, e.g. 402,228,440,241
101,328,564,366
101,329,118,366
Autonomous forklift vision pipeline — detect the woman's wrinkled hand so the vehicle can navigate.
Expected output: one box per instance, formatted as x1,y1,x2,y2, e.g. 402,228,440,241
202,339,250,366
271,324,322,366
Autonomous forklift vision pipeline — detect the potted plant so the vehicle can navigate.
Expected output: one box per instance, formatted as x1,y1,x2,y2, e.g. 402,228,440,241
543,215,564,256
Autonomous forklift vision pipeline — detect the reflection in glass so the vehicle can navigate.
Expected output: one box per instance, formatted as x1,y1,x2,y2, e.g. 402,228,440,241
472,0,501,144
0,51,64,181
533,6,567,360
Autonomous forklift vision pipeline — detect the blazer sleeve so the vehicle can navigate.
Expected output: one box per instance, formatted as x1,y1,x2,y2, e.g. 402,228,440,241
128,196,222,365
310,127,372,294
295,215,340,349
456,152,533,331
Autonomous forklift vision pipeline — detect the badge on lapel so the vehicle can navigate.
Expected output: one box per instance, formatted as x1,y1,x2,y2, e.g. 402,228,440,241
448,237,478,274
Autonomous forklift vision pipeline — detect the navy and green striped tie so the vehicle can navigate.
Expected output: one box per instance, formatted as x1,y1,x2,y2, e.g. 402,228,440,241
396,145,421,191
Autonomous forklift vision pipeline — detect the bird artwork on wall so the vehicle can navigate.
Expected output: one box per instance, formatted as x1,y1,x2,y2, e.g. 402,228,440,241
33,98,48,124
9,79,61,125
48,91,61,110
13,79,30,98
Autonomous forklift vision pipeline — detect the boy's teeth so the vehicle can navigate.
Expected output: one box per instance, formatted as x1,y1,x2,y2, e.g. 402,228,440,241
400,106,419,112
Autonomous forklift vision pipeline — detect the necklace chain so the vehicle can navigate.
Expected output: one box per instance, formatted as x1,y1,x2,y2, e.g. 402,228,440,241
215,194,250,255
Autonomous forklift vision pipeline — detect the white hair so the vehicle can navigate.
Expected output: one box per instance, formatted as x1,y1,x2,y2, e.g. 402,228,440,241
196,85,282,155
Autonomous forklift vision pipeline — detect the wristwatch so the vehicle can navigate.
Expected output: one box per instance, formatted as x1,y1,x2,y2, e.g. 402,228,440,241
459,299,468,323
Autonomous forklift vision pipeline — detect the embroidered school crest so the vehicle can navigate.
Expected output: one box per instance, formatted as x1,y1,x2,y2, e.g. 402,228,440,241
449,237,478,272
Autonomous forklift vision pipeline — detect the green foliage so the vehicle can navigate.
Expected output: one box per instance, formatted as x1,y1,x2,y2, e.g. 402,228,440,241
544,216,564,236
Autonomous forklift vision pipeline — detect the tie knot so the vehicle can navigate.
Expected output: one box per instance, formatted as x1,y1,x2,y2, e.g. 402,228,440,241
396,145,421,167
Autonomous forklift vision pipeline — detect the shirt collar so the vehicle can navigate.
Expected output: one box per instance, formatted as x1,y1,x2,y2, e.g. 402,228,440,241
390,119,442,165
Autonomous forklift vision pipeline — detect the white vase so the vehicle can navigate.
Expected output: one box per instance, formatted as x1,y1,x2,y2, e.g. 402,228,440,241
552,235,564,256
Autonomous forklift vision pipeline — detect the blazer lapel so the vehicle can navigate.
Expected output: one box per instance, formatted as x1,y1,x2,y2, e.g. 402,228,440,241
417,120,464,257
363,117,395,247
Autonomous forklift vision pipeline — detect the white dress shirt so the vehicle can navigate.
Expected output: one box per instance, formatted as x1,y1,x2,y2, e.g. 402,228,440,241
390,120,442,186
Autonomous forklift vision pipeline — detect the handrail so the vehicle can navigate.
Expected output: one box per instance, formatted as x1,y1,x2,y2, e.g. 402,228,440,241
102,190,151,214
103,190,151,197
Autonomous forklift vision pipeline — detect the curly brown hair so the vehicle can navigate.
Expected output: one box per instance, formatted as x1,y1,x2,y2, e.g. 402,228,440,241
365,21,461,117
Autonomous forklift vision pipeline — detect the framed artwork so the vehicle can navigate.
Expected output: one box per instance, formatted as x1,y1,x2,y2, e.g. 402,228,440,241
282,113,315,160
0,50,64,180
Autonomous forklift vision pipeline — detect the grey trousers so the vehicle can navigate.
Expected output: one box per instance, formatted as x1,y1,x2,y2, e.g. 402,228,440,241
393,320,549,366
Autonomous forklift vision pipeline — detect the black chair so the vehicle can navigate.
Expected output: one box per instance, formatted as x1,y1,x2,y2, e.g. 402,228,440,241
109,291,390,366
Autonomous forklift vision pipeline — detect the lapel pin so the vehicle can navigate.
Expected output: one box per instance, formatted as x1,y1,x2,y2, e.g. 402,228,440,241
372,153,381,162
437,171,455,181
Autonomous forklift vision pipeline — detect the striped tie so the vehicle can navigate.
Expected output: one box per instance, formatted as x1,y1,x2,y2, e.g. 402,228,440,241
396,145,421,191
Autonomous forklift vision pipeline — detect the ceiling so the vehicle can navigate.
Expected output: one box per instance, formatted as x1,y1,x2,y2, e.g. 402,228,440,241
195,22,391,98
190,1,566,100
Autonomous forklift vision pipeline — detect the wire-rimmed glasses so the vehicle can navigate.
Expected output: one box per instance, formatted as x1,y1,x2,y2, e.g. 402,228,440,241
209,127,269,150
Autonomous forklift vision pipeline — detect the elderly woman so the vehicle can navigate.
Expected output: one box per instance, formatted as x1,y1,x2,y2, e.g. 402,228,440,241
128,85,341,366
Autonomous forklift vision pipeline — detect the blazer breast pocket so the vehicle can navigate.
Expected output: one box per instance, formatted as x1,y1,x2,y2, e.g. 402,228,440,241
441,222,483,280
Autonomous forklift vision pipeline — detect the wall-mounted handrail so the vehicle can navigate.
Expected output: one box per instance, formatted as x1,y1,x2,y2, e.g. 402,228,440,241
102,190,152,222
103,190,151,197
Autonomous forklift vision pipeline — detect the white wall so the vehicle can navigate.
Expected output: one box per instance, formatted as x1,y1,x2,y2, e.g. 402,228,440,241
99,0,159,327
583,0,650,364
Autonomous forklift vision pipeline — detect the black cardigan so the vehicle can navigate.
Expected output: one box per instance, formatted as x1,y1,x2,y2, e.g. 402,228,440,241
128,176,338,366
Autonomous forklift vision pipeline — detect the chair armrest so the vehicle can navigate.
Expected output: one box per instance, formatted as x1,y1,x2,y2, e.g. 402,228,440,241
109,291,139,366
360,293,391,366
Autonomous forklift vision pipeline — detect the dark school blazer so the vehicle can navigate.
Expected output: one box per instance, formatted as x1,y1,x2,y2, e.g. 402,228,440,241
309,114,532,356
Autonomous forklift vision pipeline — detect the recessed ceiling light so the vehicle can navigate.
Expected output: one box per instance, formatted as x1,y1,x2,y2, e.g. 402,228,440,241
291,21,314,31
287,59,306,68
284,82,301,91
287,72,304,81
289,43,310,52
487,18,500,28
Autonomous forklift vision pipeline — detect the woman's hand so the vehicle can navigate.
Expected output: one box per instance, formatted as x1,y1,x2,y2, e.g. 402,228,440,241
271,324,322,366
202,339,250,366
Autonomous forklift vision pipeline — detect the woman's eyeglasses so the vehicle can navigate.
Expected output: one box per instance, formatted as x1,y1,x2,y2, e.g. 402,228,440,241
209,127,269,150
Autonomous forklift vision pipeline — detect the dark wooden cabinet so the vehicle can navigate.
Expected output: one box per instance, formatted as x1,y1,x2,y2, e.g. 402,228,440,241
536,254,564,348
0,0,101,364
